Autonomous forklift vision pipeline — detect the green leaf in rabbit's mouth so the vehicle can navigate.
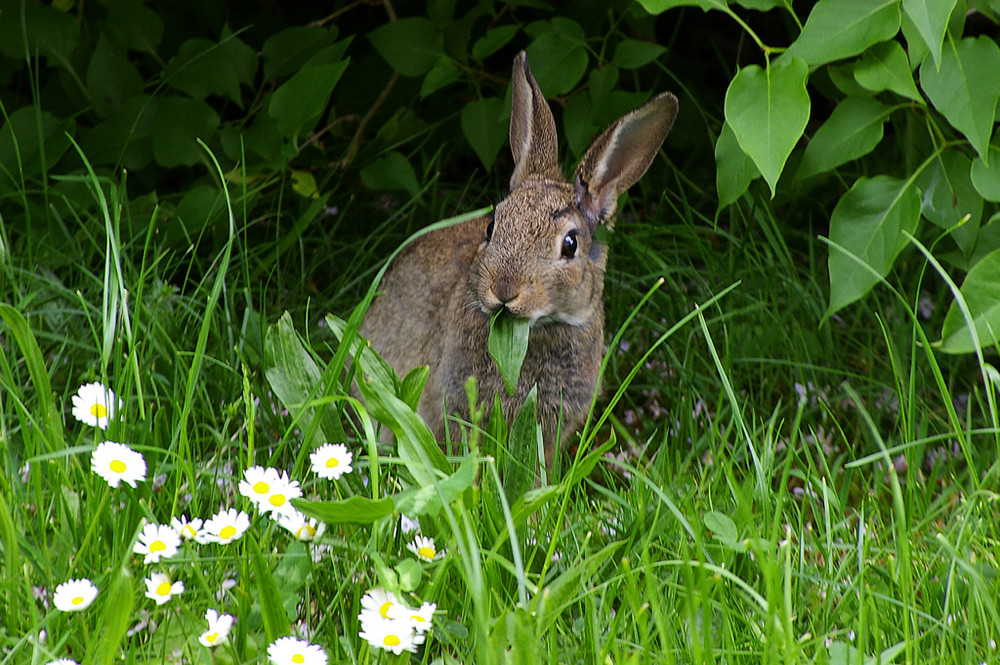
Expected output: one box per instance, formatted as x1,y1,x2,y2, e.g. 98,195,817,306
488,311,530,396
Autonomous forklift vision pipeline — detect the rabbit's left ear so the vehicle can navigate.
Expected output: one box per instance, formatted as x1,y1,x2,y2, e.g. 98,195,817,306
574,92,678,228
509,51,561,189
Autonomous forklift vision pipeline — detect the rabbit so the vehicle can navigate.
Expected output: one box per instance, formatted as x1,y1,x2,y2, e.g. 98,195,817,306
360,51,677,471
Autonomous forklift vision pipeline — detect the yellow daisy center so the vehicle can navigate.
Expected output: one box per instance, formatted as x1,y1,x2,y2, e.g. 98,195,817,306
413,615,426,623
182,525,196,538
253,481,270,494
384,634,401,646
292,655,305,664
418,546,436,559
269,494,286,507
205,632,219,643
379,601,393,618
150,539,166,553
109,459,126,474
325,457,339,468
219,525,236,540
297,525,316,539
91,403,107,418
156,581,172,596
72,595,85,605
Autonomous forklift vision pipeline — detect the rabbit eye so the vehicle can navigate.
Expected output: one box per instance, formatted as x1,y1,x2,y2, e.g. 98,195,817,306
486,219,495,242
561,229,578,259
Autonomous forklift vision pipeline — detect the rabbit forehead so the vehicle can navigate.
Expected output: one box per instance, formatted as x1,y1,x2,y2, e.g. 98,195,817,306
495,181,580,236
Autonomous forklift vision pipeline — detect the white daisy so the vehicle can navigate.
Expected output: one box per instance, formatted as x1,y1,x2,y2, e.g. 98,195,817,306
266,636,328,665
198,608,234,647
201,508,251,544
359,615,425,655
309,443,353,480
143,572,184,605
170,515,203,541
407,535,444,562
45,659,79,665
399,513,420,534
133,522,181,564
238,466,301,516
90,441,146,488
276,509,326,542
71,381,120,429
52,578,98,612
394,601,436,633
358,587,404,624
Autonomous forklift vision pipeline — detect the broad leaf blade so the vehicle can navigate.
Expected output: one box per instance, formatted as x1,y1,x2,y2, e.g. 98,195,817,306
504,386,540,500
919,36,1000,164
293,495,395,524
853,40,923,102
797,97,889,180
902,0,957,69
715,122,760,209
368,17,443,77
785,0,900,67
461,96,507,170
268,61,349,139
826,175,921,316
724,56,810,197
488,312,530,395
939,248,1000,353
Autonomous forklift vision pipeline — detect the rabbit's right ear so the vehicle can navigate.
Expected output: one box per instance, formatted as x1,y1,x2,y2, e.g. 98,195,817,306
509,51,560,189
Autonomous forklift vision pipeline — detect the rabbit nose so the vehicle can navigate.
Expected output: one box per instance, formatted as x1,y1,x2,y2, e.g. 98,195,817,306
492,274,520,305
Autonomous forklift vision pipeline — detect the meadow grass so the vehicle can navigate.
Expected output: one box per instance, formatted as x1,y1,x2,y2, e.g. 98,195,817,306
1,151,999,665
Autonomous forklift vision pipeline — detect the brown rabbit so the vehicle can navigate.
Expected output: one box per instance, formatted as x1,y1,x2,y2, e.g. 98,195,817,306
360,51,677,470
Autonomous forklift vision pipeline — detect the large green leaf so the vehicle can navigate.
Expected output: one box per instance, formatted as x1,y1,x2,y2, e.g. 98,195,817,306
86,35,143,119
360,151,420,197
162,33,256,106
614,39,667,68
461,96,507,170
939,248,1000,353
797,97,889,180
150,97,220,168
92,568,136,665
525,18,588,95
916,150,982,260
715,122,759,209
971,146,1000,202
826,175,921,316
393,454,478,517
504,387,540,500
472,25,519,60
268,61,349,139
785,0,900,67
368,17,443,77
853,40,923,102
488,312,530,395
261,26,339,80
902,0,958,69
293,495,395,524
724,56,810,197
919,36,1000,164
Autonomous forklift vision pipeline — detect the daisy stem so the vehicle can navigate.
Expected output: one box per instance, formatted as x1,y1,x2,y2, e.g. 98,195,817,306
71,484,111,574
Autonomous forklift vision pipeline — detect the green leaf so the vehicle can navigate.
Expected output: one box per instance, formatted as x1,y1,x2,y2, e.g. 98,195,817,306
0,2,77,62
396,559,423,591
785,0,900,67
86,34,144,119
293,495,395,524
0,106,73,182
268,61,349,139
488,312,530,395
637,0,728,12
796,97,889,180
902,0,958,68
461,96,507,169
724,56,810,197
163,33,256,106
150,97,220,168
919,36,1000,164
104,0,163,55
939,248,1000,353
400,365,429,412
472,25,519,60
971,146,1000,201
505,387,540,499
248,537,287,643
393,454,478,517
262,26,338,80
715,122,759,208
420,56,460,98
360,151,420,197
368,17,444,77
826,175,921,316
916,150,981,262
92,568,136,665
853,40,923,102
704,510,739,543
614,39,667,68
525,18,588,95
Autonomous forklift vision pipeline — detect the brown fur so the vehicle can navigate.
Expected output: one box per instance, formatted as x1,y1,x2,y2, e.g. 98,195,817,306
360,52,678,469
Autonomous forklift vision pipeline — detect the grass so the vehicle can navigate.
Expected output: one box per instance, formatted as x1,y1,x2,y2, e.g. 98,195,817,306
1,139,999,665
